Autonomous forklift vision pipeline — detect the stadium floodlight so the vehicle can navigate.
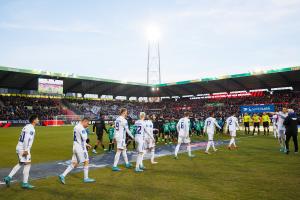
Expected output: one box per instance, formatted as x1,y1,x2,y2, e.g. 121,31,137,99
146,24,161,42
151,87,155,91
146,23,162,85
156,87,159,91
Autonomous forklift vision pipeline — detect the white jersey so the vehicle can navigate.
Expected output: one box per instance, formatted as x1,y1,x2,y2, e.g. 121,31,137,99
135,120,152,140
226,116,239,131
73,123,88,151
277,112,288,130
177,117,190,137
144,120,154,140
272,115,278,126
204,117,221,133
114,116,133,141
16,124,35,151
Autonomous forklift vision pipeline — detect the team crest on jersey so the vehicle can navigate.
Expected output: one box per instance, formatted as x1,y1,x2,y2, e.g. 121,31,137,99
30,131,34,135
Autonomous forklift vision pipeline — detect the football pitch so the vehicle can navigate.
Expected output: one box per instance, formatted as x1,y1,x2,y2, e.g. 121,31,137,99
0,126,299,200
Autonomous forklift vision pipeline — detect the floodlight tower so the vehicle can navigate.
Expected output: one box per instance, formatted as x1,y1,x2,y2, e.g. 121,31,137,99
146,25,161,85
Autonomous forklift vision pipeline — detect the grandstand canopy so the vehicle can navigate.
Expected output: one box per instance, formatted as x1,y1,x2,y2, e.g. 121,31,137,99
0,65,300,97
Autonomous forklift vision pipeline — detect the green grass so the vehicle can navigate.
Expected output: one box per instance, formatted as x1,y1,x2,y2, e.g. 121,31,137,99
1,127,300,200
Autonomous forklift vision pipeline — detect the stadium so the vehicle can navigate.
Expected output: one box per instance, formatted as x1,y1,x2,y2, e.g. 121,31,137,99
1,1,300,200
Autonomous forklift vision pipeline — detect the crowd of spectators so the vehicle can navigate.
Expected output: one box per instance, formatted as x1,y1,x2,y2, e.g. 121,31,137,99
0,91,299,121
0,96,66,120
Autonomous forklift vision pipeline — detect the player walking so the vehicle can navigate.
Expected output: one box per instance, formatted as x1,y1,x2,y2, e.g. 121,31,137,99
112,108,134,171
174,112,195,159
277,108,288,152
145,115,158,164
3,115,39,189
272,114,278,138
59,117,95,184
204,112,221,154
134,112,155,172
92,113,108,153
226,113,240,149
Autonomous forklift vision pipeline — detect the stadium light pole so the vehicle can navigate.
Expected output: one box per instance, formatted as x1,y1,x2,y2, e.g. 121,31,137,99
146,24,161,85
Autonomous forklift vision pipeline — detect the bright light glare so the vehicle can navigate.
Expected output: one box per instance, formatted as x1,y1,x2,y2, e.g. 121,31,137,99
146,24,161,41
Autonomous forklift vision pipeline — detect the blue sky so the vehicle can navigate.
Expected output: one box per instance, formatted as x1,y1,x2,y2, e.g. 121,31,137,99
0,0,300,83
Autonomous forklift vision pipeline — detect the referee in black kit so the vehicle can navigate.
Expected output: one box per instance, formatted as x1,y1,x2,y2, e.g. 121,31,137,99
92,113,108,153
283,109,300,154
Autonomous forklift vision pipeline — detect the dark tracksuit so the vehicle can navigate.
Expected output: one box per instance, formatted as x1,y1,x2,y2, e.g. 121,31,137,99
93,119,107,141
283,113,299,153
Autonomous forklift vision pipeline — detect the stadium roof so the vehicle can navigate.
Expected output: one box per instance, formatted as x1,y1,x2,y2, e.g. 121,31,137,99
0,65,300,97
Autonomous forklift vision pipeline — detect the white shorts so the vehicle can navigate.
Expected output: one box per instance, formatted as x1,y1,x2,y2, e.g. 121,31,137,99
16,150,31,163
71,145,88,164
116,139,126,150
145,138,155,149
207,132,214,141
178,136,191,144
278,129,286,138
229,130,236,137
135,138,145,153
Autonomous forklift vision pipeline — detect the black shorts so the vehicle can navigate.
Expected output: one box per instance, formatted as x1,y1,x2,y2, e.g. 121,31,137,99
170,130,176,137
263,122,269,128
96,132,104,140
153,130,159,135
244,122,250,127
254,122,260,128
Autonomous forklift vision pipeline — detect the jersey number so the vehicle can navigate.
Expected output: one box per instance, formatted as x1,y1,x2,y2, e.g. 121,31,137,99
229,119,232,126
115,122,120,131
180,122,184,129
207,121,211,126
136,126,142,134
73,131,77,141
19,131,26,142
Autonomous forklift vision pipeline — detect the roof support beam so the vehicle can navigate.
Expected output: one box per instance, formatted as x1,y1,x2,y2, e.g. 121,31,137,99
253,76,270,89
65,81,82,92
229,78,250,91
19,77,37,91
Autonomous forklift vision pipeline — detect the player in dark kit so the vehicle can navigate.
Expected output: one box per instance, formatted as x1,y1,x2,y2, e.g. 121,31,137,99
92,113,108,153
152,115,159,143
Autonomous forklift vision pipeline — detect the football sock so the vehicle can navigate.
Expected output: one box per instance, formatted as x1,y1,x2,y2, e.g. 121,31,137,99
175,143,181,156
206,141,211,152
113,151,121,167
8,163,22,178
62,164,74,177
23,164,31,183
151,149,155,162
122,150,129,164
187,145,192,156
84,166,88,179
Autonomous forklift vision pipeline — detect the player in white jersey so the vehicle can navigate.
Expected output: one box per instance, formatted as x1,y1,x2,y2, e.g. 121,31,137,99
174,112,195,159
3,115,39,189
225,113,240,149
276,107,288,152
59,117,95,184
134,112,155,172
112,108,134,171
144,115,158,164
204,112,221,154
272,114,278,138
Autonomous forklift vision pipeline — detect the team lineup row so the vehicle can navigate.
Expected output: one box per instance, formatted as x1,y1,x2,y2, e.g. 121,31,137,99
2,107,297,189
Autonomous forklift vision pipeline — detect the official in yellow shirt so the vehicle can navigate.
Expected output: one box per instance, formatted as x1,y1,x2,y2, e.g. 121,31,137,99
262,112,270,135
243,113,251,134
252,114,261,135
